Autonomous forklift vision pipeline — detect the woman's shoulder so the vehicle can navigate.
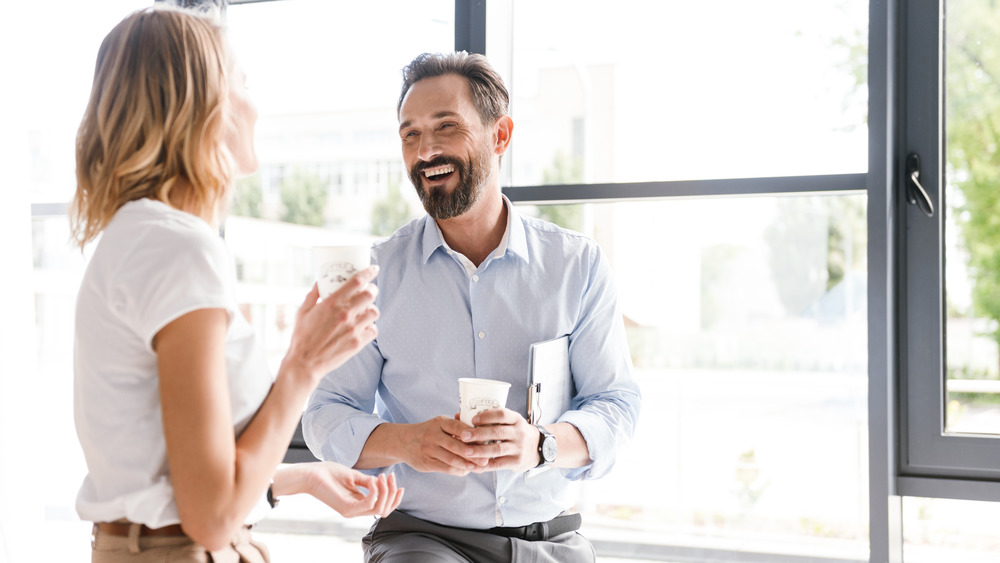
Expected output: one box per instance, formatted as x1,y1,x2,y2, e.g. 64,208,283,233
110,200,223,251
91,200,228,281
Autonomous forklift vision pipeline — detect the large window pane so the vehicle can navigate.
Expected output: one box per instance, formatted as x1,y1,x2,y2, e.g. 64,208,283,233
487,0,869,187
27,0,454,556
223,2,452,371
20,2,154,558
516,195,869,560
944,0,1000,436
903,497,1000,562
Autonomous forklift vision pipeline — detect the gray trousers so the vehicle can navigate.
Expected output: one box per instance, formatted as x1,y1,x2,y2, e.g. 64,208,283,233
363,510,596,563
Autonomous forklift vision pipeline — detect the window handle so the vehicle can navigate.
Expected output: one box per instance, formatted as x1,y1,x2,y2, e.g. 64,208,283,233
906,152,934,218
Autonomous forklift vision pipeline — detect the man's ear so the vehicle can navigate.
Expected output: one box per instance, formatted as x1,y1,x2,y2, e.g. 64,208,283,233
493,115,514,155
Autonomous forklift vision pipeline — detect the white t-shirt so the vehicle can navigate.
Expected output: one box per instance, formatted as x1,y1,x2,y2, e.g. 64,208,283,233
73,199,273,528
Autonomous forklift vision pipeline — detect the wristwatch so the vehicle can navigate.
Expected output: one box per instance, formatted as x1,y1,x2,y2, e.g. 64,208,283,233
535,425,557,468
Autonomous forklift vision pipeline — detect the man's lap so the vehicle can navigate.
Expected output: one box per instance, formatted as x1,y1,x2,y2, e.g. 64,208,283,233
363,510,595,563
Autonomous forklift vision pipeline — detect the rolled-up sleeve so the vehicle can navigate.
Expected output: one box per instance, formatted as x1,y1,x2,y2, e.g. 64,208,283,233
559,244,641,480
303,340,387,469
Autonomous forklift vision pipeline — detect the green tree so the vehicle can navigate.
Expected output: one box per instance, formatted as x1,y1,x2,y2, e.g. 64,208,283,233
825,196,867,292
280,168,327,227
536,149,584,232
230,173,262,218
947,2,1000,350
370,178,412,237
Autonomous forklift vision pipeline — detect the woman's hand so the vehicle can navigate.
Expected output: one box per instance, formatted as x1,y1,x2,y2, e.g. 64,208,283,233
281,266,380,385
272,462,403,518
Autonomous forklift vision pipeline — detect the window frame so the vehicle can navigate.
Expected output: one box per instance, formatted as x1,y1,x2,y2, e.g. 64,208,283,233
896,0,1000,489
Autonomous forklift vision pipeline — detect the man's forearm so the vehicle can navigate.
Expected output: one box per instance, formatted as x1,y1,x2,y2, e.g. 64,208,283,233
353,422,404,470
549,422,591,468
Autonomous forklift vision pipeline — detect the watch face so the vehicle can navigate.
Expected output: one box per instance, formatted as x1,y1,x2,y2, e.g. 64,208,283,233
542,436,558,462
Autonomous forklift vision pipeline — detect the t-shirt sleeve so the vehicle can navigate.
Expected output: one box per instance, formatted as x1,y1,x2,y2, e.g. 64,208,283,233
110,225,235,354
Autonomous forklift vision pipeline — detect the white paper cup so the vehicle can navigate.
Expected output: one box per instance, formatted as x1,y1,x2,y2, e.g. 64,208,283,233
458,378,511,425
314,245,371,299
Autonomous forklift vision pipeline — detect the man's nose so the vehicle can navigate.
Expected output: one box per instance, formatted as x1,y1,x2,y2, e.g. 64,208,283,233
416,134,442,162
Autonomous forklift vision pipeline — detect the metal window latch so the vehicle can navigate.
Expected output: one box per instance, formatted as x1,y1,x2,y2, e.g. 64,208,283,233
906,152,934,218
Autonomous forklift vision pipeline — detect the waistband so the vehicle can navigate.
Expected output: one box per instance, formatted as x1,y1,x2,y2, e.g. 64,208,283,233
95,521,186,538
483,513,582,541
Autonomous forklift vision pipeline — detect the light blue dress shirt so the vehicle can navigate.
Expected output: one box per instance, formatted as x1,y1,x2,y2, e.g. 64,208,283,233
303,199,641,529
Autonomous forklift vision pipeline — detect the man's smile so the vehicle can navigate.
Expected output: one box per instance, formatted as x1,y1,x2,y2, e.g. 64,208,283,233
422,163,456,183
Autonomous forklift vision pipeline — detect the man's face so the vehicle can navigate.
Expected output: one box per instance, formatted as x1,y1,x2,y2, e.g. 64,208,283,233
398,74,496,219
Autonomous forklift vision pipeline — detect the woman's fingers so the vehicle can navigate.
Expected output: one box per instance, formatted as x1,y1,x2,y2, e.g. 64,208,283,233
296,283,321,320
371,474,392,516
382,474,403,516
328,266,379,302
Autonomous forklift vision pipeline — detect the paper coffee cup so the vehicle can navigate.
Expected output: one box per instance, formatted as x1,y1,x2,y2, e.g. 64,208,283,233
314,245,371,299
458,378,511,425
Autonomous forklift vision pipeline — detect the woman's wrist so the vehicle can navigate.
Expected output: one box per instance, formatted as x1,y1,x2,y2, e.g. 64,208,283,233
277,356,317,387
271,464,311,499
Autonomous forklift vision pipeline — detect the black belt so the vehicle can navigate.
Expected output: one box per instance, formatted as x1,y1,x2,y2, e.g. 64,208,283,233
483,513,582,541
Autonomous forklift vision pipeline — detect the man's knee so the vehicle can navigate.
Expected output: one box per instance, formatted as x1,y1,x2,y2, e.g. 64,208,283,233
365,533,469,563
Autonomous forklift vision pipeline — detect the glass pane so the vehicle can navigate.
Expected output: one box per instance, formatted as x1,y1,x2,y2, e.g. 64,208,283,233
26,0,453,555
223,1,452,370
17,2,154,558
518,195,868,560
944,1,1000,435
22,0,153,206
487,0,869,186
903,497,1000,562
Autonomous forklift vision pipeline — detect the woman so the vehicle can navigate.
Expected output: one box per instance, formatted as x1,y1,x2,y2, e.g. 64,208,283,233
71,6,402,561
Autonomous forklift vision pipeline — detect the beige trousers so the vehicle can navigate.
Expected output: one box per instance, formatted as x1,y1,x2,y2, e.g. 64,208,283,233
91,523,269,563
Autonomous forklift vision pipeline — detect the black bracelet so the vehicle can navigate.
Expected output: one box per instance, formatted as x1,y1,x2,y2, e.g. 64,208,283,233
266,481,279,509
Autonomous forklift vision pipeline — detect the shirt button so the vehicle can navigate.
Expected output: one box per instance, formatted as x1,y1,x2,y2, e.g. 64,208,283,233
472,275,480,282
478,331,486,339
498,497,506,505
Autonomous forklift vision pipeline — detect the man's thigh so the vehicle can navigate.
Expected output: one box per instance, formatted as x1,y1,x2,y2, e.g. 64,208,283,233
363,531,474,563
363,512,595,563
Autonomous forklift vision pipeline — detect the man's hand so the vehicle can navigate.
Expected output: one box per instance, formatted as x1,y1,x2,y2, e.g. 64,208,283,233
394,416,490,476
458,409,540,472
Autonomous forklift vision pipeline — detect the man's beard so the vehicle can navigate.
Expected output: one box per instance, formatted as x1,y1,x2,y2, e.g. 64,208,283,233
409,143,493,220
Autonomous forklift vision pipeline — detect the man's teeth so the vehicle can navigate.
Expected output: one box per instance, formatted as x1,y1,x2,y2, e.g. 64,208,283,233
423,164,455,178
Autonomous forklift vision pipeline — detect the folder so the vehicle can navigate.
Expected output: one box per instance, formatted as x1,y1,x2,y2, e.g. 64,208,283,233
527,335,573,423
526,335,572,478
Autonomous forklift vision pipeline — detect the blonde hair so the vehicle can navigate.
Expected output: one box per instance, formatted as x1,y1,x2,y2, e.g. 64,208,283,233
71,5,234,249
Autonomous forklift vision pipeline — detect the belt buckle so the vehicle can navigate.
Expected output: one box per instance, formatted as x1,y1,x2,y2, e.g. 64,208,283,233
525,521,546,541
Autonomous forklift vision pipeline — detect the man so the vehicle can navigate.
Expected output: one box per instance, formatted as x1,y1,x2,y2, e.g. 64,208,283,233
303,51,641,562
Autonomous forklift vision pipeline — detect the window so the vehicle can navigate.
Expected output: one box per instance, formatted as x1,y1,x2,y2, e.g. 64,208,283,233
491,0,872,559
899,0,1000,483
16,1,1000,561
941,1,1000,437
222,0,450,369
522,196,869,561
487,0,868,187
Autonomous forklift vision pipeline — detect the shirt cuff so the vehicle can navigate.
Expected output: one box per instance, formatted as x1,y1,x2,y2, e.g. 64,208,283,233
557,410,614,480
305,411,385,470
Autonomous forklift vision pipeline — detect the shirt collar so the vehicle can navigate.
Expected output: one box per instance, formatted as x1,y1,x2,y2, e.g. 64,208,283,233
420,195,529,266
